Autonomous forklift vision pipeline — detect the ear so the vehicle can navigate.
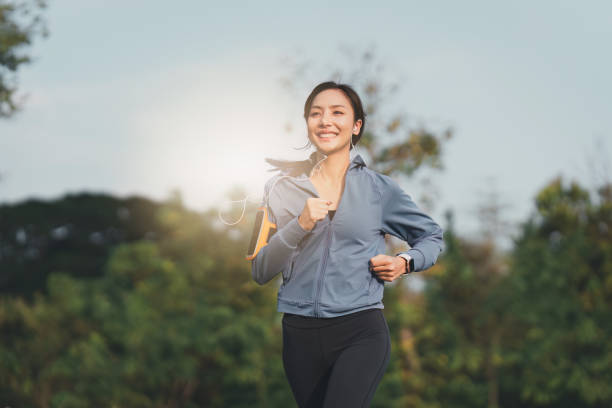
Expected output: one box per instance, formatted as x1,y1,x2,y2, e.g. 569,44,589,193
352,119,363,134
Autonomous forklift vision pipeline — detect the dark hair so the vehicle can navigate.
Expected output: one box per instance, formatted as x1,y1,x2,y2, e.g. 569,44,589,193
265,81,366,173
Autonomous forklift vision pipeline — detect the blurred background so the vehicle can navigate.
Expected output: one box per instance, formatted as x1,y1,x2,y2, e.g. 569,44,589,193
1,1,611,407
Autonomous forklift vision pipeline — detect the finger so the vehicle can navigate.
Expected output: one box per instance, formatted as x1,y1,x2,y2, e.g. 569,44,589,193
370,254,391,266
376,266,400,275
312,198,333,206
306,199,330,212
312,203,333,213
312,213,327,222
375,269,394,277
371,263,393,272
377,272,397,282
313,209,331,218
370,257,392,268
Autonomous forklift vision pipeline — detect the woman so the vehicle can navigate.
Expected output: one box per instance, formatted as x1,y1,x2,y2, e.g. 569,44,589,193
251,81,444,407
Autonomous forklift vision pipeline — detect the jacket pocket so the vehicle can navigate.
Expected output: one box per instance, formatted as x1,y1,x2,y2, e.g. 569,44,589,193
282,251,298,284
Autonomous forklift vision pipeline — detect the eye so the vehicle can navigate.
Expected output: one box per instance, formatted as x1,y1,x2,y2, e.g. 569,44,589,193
310,112,320,117
334,111,343,114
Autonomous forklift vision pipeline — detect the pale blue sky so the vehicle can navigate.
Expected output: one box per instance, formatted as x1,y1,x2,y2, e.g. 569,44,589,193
1,1,611,243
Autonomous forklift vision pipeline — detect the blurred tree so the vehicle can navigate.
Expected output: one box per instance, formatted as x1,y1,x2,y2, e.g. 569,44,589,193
412,210,517,408
0,195,293,407
0,0,48,119
0,193,170,296
1,132,608,407
503,177,612,407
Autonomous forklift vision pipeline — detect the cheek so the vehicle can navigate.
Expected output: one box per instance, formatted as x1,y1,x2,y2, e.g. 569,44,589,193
336,117,352,129
306,119,317,132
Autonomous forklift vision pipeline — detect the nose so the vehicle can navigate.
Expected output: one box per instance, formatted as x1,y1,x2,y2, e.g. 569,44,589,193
320,110,332,125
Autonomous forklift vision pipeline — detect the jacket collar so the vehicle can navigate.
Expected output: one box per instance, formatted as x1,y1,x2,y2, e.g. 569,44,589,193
277,152,367,180
348,153,367,170
306,151,367,173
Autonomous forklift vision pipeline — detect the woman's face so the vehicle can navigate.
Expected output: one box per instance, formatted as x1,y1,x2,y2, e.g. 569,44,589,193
307,89,362,156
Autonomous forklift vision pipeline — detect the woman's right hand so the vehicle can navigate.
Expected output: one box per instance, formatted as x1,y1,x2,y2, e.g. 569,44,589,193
297,198,333,231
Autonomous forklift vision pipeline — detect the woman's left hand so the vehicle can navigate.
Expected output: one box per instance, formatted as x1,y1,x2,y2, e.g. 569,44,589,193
368,254,407,282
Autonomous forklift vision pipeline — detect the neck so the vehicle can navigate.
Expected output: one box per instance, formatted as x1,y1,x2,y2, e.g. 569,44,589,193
312,148,351,184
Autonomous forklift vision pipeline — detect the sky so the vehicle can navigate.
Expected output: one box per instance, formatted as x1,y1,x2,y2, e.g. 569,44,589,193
1,0,611,246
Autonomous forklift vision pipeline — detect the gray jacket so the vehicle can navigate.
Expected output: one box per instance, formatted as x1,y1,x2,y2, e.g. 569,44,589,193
251,153,444,317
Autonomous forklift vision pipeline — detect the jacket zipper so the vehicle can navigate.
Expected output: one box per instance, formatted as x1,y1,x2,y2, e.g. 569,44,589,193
313,220,333,317
311,168,350,317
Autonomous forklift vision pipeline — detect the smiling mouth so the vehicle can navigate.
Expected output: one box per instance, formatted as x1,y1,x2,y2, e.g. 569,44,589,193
317,133,337,140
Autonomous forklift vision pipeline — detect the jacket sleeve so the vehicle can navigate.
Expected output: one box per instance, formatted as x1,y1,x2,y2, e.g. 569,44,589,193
251,178,311,285
378,174,445,272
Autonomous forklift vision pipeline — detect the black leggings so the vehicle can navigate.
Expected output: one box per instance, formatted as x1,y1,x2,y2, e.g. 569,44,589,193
282,308,391,408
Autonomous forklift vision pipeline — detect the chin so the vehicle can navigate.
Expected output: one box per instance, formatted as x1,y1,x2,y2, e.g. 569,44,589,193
315,143,337,152
310,136,350,154
319,145,349,156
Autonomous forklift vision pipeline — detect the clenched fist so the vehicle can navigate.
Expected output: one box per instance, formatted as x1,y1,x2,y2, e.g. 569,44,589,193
297,198,333,231
369,254,409,282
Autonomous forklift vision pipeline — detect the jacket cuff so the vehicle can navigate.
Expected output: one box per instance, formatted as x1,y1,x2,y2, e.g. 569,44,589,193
278,216,310,248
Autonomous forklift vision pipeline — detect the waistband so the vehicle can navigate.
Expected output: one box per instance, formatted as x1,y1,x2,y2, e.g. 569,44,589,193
282,307,382,329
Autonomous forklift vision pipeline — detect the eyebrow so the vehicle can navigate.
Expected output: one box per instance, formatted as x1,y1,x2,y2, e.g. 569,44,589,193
311,104,346,110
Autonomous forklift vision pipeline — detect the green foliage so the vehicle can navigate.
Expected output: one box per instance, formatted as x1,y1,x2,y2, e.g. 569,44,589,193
0,193,170,296
0,196,291,407
411,217,511,408
0,0,48,118
2,177,611,406
505,177,612,406
402,178,612,408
